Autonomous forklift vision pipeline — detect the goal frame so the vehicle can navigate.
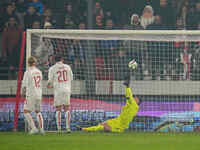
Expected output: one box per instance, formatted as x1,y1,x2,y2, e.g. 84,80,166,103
26,29,200,66
16,29,200,132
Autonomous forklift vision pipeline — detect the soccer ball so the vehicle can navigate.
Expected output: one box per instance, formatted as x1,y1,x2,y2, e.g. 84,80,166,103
128,59,137,70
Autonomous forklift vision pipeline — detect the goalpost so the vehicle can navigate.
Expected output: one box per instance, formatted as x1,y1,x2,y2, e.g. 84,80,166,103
10,29,200,132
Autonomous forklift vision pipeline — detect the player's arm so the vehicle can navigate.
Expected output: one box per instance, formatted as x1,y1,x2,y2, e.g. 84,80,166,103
21,71,28,97
69,67,73,81
40,71,43,88
47,67,53,88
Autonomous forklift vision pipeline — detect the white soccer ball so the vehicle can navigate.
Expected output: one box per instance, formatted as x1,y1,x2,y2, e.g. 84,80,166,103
128,59,137,70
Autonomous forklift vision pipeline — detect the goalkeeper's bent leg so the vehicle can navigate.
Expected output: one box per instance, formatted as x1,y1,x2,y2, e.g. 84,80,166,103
83,124,104,132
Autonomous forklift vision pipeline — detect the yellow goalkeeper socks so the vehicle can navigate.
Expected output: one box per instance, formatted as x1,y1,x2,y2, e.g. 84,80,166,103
83,124,104,132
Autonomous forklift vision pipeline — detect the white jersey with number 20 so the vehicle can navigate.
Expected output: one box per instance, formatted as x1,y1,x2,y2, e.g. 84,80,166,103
21,66,42,99
48,62,73,94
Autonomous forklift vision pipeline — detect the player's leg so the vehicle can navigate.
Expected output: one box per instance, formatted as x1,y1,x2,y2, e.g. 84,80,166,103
82,121,117,132
54,93,63,132
82,124,104,132
55,105,62,132
64,105,71,133
24,99,38,134
36,111,45,134
35,99,45,134
63,93,71,133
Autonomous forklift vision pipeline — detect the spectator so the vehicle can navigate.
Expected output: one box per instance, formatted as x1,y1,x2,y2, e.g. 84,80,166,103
63,4,76,29
173,19,185,80
93,2,104,17
16,0,27,13
100,39,119,68
197,22,200,30
113,50,129,80
180,43,192,80
72,40,85,63
186,6,197,29
173,41,184,80
105,19,115,30
64,16,76,29
29,0,43,15
177,2,188,29
43,22,53,29
32,20,41,29
41,8,56,28
191,42,200,80
80,11,88,24
73,58,85,80
140,5,155,29
64,3,75,18
130,14,143,29
146,15,165,29
1,17,23,79
176,18,184,30
188,2,200,30
0,3,18,31
24,5,40,29
0,57,8,80
48,55,55,67
10,1,17,13
95,15,104,29
78,22,86,29
194,2,200,20
155,0,176,29
104,10,116,24
15,0,27,29
104,11,113,20
146,15,166,80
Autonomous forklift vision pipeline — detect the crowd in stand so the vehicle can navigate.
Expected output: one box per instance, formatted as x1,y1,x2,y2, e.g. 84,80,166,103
1,0,200,80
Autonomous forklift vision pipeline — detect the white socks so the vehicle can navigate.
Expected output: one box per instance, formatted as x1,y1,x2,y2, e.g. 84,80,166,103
65,111,70,130
24,113,36,130
56,111,71,131
36,112,44,131
56,111,61,130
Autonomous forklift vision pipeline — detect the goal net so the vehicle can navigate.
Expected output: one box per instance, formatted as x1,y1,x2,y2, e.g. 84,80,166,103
3,30,200,132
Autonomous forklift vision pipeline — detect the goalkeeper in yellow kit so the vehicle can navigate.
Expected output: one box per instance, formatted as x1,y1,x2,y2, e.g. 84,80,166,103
81,76,140,133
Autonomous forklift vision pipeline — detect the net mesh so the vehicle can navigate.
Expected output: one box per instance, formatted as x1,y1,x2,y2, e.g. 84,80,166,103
26,30,200,132
2,30,200,132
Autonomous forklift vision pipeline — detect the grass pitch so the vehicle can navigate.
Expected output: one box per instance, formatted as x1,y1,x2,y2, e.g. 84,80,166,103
0,132,200,150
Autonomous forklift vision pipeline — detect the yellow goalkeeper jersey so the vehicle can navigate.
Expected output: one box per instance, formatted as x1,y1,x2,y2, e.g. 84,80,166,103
106,88,139,132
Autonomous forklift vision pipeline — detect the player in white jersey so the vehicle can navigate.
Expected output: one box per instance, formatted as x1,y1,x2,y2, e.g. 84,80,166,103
21,56,44,135
47,54,73,133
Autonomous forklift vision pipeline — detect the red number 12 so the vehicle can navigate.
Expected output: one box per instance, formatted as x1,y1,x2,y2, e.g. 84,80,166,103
33,76,41,88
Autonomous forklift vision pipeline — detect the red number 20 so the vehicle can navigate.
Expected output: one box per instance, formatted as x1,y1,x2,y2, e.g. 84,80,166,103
57,70,68,82
33,76,41,88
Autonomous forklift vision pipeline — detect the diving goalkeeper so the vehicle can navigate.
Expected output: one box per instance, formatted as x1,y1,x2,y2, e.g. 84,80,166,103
81,76,140,133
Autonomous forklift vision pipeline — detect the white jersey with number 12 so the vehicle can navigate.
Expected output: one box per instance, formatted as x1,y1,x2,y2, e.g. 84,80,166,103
21,67,42,99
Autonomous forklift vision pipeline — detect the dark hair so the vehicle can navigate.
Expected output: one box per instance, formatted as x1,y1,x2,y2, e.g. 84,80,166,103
54,54,63,62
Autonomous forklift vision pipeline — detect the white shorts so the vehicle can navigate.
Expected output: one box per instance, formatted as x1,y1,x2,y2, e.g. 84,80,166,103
24,97,42,112
54,92,70,107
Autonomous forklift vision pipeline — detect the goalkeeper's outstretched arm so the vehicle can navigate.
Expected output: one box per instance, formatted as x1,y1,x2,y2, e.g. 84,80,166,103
81,70,140,132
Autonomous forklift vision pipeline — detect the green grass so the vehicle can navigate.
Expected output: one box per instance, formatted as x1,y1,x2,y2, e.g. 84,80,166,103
0,132,200,150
